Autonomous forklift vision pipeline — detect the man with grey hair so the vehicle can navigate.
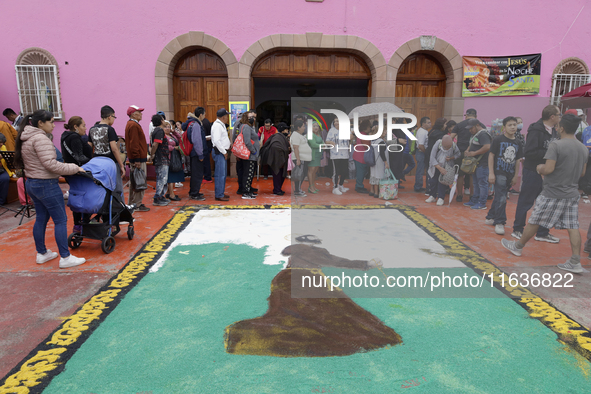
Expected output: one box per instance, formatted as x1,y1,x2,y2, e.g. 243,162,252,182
425,135,460,206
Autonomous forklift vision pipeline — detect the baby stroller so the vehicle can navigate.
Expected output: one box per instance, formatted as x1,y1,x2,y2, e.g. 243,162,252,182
66,157,134,254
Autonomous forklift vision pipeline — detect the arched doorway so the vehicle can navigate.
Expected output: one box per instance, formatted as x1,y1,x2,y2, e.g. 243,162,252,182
395,53,446,122
173,49,228,121
251,50,371,124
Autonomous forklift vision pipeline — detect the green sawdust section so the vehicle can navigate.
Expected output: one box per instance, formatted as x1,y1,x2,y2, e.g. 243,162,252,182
44,243,591,393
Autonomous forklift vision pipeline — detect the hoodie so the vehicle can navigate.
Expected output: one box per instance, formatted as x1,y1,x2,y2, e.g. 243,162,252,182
523,118,559,171
20,126,79,179
61,130,92,166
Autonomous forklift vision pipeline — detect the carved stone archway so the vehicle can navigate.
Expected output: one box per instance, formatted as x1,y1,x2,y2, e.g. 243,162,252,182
389,37,463,120
155,32,237,120
235,33,388,101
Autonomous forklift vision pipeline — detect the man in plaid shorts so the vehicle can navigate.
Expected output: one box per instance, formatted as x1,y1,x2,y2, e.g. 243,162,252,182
501,113,589,273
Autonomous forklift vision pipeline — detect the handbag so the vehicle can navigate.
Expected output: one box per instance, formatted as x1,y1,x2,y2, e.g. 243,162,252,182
292,163,305,181
379,169,398,200
170,149,183,173
232,125,252,160
460,154,482,175
363,145,376,166
439,164,459,186
131,167,147,190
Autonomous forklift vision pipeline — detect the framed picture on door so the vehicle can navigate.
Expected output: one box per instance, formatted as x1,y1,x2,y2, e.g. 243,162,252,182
229,101,249,129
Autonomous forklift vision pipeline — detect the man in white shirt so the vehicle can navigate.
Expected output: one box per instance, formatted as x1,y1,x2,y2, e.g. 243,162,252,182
414,117,431,192
211,108,232,201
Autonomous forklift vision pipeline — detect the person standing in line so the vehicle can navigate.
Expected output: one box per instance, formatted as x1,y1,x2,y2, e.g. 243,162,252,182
258,119,277,180
240,111,260,200
290,119,311,197
369,127,388,198
232,112,245,194
165,121,184,201
450,109,477,202
425,117,446,195
485,117,523,235
211,108,232,202
511,105,562,243
353,120,372,194
125,105,150,212
413,117,431,192
306,122,324,194
463,119,491,210
61,116,93,233
183,107,207,201
201,115,213,184
501,114,588,273
325,118,351,195
15,110,87,268
425,135,460,206
259,122,290,196
149,115,170,207
88,105,125,197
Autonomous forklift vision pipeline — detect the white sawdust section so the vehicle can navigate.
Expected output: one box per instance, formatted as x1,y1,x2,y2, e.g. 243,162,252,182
150,209,291,272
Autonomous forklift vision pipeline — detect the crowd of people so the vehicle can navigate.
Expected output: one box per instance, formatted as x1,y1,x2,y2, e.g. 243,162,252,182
1,102,591,274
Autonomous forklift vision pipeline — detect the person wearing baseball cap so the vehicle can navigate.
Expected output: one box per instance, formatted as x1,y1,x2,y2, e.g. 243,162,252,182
124,105,149,212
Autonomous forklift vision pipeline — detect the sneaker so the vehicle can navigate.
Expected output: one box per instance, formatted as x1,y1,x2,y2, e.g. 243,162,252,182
190,194,206,201
294,191,307,197
59,254,86,269
202,179,213,184
135,204,150,212
485,219,494,225
73,224,83,233
464,188,470,195
557,260,583,273
464,201,475,207
511,231,522,240
63,191,69,200
36,250,58,265
174,182,183,188
471,204,487,210
501,238,522,256
495,224,505,235
455,194,463,202
251,187,259,193
425,196,436,203
356,188,369,194
241,193,256,200
332,188,343,195
534,234,560,243
436,198,444,206
236,189,245,195
153,198,168,206
339,185,349,193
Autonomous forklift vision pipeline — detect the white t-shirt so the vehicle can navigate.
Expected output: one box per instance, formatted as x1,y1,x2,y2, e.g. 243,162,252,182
290,132,312,162
325,128,350,159
416,127,429,149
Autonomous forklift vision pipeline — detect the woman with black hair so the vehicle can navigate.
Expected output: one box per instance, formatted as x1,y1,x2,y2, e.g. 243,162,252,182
15,110,86,268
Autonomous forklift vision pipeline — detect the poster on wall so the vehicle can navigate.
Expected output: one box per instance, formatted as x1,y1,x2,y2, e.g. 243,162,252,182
229,101,249,129
462,54,541,97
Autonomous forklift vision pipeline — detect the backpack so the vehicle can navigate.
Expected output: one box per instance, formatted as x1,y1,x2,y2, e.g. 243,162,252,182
179,121,195,156
363,144,376,166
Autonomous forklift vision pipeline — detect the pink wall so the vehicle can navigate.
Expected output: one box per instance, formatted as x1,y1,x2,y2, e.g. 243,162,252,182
1,0,589,147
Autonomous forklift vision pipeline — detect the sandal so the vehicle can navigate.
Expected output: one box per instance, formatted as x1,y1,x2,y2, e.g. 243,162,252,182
308,188,319,194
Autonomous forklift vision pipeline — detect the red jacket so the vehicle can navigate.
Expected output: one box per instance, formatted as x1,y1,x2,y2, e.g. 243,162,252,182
258,126,277,146
125,120,148,163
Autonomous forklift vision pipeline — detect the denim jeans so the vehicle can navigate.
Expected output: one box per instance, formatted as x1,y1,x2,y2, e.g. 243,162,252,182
513,167,548,236
486,174,509,225
354,160,369,190
155,165,169,199
414,151,425,190
212,150,227,198
402,153,415,176
470,166,489,206
26,178,70,258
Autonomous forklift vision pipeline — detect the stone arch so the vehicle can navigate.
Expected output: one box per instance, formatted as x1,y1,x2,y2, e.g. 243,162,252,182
155,32,238,120
17,47,58,66
235,33,388,100
389,37,463,121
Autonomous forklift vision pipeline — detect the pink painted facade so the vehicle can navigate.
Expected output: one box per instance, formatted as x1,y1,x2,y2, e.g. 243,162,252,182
1,0,590,146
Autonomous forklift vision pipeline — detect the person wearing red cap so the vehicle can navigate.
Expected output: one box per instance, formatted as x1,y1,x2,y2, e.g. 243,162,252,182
125,105,150,212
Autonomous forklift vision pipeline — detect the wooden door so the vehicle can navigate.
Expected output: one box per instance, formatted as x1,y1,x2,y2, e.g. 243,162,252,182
395,54,446,122
173,50,228,121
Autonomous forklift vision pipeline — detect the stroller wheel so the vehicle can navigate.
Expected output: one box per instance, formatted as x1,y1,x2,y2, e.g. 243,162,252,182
101,236,116,254
127,226,135,240
68,233,82,249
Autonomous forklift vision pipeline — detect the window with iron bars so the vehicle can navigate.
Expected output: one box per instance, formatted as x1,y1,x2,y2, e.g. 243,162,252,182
15,65,63,120
550,74,591,109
